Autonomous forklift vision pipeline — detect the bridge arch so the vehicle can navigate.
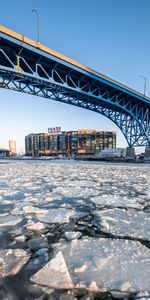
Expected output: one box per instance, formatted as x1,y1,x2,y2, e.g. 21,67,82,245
0,25,150,147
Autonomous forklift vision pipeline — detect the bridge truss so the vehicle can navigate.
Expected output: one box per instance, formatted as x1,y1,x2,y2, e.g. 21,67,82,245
0,26,150,147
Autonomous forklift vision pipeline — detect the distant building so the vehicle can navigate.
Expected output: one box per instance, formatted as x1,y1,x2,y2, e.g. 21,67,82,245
95,148,127,158
25,129,116,158
9,140,17,156
0,149,9,157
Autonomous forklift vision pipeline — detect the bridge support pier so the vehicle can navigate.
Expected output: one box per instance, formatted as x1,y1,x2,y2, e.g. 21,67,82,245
126,147,135,159
144,147,150,161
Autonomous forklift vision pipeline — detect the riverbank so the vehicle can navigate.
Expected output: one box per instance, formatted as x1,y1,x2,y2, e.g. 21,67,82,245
2,155,150,164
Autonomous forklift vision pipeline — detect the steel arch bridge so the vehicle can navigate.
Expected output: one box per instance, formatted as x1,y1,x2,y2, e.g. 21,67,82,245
0,26,150,147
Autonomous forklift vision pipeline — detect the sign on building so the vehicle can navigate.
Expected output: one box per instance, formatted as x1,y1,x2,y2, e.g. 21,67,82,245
48,127,61,133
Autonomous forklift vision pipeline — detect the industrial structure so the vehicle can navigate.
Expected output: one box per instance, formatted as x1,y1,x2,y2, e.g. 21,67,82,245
1,26,150,147
95,148,127,159
25,130,116,158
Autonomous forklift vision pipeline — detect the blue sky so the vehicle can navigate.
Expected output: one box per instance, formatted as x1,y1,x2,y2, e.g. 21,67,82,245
0,0,150,153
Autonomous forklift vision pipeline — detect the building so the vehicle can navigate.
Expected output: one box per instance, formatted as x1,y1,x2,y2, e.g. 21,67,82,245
9,140,17,156
25,129,116,158
94,148,127,158
0,148,9,157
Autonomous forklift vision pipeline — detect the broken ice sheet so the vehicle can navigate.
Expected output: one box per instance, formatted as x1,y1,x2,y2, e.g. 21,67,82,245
0,249,30,277
51,185,99,198
0,215,22,228
1,161,150,297
31,251,74,289
65,231,82,240
26,221,46,231
93,208,150,241
37,208,75,224
22,206,49,215
31,238,150,294
90,194,144,210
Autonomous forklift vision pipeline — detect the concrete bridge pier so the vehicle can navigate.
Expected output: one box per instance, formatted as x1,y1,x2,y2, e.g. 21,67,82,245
144,147,150,161
126,147,136,159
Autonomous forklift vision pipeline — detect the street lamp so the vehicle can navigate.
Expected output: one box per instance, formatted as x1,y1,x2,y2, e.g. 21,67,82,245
139,75,146,97
32,9,40,43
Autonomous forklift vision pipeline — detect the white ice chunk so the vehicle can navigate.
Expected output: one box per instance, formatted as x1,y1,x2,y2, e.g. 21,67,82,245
0,249,30,277
51,238,150,293
65,231,82,240
94,208,150,241
22,206,49,215
31,251,74,289
38,208,75,224
26,222,45,231
0,215,22,228
15,235,26,242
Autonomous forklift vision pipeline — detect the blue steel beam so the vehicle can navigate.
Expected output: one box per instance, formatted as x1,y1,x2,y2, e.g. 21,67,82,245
0,26,150,147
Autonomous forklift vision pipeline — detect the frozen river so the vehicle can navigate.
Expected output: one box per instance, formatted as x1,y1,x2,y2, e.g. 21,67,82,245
0,160,150,300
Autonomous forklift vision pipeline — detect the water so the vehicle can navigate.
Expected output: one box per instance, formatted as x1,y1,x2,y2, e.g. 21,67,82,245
0,160,149,299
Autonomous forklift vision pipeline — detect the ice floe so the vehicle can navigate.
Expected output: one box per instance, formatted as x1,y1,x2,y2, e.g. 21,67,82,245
0,215,22,228
38,208,75,224
0,248,30,277
33,238,150,294
93,208,150,241
0,160,150,299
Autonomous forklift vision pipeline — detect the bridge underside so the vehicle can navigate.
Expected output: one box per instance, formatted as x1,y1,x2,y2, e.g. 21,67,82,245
0,27,150,147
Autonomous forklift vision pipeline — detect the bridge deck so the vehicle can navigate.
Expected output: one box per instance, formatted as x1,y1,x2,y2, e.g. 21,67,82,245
0,25,149,102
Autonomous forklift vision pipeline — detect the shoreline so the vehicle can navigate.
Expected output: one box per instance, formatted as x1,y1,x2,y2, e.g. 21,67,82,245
1,156,150,164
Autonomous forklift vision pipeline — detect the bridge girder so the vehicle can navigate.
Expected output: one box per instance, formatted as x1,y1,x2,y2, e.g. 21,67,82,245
0,33,150,147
